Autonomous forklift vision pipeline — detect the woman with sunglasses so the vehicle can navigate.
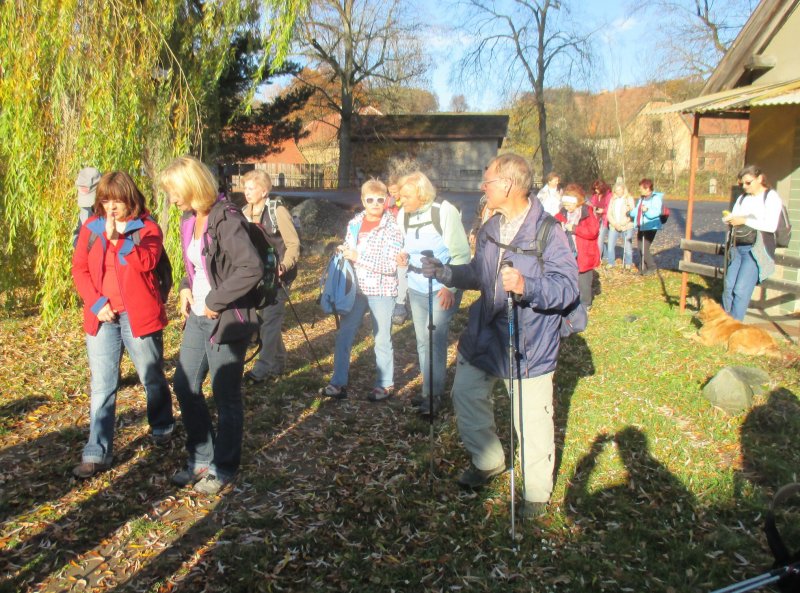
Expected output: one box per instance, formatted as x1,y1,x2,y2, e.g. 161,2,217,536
722,165,783,320
71,171,174,478
318,179,404,401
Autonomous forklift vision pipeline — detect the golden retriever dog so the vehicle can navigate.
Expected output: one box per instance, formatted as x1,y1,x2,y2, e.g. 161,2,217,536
694,297,781,357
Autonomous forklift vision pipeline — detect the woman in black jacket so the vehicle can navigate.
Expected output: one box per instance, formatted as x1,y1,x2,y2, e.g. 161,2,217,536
159,156,263,495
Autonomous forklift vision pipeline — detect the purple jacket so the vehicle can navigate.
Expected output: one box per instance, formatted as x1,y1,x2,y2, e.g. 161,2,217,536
179,198,263,344
448,199,579,378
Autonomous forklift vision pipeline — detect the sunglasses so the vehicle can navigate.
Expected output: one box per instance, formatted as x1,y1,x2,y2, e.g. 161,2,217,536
364,196,386,205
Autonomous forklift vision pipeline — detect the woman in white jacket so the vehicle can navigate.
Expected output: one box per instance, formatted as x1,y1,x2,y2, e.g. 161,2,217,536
722,165,783,320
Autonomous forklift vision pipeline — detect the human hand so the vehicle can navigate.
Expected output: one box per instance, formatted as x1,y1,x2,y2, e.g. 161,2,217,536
421,255,452,285
96,302,118,323
341,245,357,262
396,251,409,267
641,205,648,213
437,287,455,310
420,255,443,279
500,264,525,296
204,306,219,319
105,213,117,240
724,215,746,226
179,288,194,319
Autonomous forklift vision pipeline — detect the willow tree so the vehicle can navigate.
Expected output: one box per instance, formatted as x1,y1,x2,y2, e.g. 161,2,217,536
0,0,304,320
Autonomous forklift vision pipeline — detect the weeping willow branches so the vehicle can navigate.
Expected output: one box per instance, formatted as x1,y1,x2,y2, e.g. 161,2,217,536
0,0,305,320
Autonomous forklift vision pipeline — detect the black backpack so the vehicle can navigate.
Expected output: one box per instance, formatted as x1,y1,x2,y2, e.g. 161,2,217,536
87,217,173,304
245,221,279,309
770,191,793,248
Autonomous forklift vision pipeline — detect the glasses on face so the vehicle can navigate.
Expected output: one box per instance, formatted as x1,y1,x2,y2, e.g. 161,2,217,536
364,195,386,205
480,178,504,189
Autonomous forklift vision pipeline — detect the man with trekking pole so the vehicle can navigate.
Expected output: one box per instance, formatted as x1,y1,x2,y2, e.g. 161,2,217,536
421,153,578,523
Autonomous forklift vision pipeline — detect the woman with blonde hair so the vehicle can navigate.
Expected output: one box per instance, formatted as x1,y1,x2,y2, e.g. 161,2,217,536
240,169,300,383
318,179,403,401
160,156,262,495
396,171,470,414
606,181,636,270
71,171,174,478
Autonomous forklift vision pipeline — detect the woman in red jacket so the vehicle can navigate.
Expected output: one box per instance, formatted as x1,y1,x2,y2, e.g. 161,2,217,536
555,183,600,309
71,172,173,479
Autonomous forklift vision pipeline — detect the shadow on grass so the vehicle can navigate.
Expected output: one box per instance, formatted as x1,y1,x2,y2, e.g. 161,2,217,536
0,432,180,592
554,334,594,481
737,387,800,495
0,407,147,525
563,427,703,590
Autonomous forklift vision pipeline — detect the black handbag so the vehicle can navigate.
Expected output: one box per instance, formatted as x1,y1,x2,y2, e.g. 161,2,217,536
733,224,757,245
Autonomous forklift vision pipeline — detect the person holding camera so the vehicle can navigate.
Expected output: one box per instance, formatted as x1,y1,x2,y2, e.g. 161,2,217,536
722,165,783,320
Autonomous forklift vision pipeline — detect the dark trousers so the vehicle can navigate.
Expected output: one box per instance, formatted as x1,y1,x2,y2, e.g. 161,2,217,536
578,270,594,307
637,230,658,274
173,313,248,480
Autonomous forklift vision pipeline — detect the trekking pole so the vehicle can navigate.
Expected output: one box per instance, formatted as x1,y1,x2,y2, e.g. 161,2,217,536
420,249,437,489
500,260,517,546
709,562,800,593
282,285,326,375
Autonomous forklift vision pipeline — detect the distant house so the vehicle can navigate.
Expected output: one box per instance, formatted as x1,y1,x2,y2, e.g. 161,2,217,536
654,0,800,316
576,85,747,189
351,114,510,190
236,111,510,190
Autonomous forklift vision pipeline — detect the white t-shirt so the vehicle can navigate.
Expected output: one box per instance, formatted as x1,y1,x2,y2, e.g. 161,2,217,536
187,237,212,316
537,186,562,216
731,189,783,233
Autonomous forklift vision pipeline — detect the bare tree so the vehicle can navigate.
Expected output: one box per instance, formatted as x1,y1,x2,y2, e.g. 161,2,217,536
449,94,469,113
456,0,595,175
648,0,755,78
294,0,428,187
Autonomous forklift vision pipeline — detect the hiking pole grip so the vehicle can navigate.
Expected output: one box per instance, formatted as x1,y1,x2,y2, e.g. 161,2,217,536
500,259,516,545
421,249,436,488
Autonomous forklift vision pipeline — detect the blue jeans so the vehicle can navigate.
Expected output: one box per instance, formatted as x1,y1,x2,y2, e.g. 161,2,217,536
598,224,608,262
331,293,395,389
173,313,248,481
83,313,173,463
408,287,462,398
723,245,759,321
607,226,634,266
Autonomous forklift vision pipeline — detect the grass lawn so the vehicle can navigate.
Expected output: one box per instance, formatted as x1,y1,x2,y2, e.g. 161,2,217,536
0,259,798,593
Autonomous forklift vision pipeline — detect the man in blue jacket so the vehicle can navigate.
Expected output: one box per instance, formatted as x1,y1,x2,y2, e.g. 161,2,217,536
422,153,578,519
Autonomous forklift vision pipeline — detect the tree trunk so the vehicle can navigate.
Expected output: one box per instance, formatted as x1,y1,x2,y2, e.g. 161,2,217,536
536,93,553,176
338,115,353,188
338,88,354,188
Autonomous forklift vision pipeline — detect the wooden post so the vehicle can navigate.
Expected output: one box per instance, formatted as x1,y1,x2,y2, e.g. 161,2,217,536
680,114,701,312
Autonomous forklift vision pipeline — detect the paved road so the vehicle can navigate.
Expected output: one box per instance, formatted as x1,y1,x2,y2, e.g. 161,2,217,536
276,189,727,271
650,199,727,271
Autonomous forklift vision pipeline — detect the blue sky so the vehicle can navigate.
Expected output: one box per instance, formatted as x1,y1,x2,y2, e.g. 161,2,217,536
424,0,647,112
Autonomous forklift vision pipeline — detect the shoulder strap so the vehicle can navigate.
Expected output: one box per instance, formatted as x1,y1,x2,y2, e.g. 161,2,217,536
87,231,99,251
267,198,281,234
430,198,442,236
404,197,444,236
485,216,554,264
